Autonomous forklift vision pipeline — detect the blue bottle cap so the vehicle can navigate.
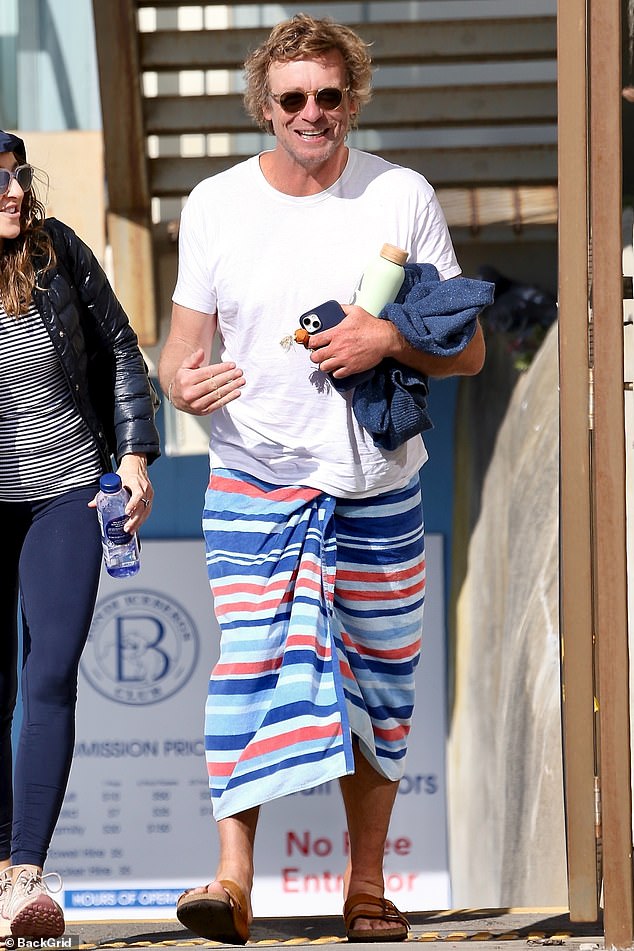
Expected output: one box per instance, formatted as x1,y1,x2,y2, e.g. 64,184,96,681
99,473,123,493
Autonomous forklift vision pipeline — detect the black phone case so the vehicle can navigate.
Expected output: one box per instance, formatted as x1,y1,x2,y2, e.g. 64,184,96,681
298,300,374,391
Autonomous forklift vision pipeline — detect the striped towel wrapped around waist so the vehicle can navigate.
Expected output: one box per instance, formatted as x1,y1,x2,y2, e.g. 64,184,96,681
202,469,426,819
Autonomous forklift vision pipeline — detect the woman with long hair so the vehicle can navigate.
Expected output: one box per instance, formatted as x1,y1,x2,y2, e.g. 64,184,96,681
0,130,160,939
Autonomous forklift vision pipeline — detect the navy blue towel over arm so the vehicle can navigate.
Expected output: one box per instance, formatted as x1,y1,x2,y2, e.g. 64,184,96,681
352,263,495,451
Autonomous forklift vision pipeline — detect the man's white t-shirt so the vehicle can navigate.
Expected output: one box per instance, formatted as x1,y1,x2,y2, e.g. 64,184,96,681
173,147,461,498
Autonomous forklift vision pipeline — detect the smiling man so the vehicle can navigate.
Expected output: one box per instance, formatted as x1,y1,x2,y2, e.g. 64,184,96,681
159,13,485,946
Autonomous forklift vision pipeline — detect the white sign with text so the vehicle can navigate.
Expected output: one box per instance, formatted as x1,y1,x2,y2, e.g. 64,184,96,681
48,537,449,921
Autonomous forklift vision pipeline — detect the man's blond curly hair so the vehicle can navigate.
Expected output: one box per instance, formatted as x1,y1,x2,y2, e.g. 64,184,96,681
243,14,373,135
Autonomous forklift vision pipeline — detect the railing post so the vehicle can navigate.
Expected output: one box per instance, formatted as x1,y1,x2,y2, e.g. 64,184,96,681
558,0,599,921
589,0,634,946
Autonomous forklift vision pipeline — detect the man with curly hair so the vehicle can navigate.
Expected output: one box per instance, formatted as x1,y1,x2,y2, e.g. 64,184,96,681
159,13,484,944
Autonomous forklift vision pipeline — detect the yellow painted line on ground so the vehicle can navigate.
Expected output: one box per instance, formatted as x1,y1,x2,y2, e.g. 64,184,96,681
78,928,587,950
303,938,345,945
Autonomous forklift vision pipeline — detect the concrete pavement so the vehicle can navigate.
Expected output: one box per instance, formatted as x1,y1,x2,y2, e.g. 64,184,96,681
43,907,605,951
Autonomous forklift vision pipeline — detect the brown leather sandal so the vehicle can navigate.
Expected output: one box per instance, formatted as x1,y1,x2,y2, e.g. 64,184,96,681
344,893,410,942
176,878,250,944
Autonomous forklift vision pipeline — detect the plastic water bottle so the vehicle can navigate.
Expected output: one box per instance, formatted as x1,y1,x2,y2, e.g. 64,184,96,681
350,243,408,315
96,473,140,578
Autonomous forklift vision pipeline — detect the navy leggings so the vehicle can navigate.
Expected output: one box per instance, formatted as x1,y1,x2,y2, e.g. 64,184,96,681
0,484,102,866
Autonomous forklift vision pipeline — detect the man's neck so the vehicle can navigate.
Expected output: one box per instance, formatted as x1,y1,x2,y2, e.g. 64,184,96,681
258,146,349,197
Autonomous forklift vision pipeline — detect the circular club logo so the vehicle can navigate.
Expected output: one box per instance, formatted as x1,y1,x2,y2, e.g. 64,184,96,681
81,589,199,705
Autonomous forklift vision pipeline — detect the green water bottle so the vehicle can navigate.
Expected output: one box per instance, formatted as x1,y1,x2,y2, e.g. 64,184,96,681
350,243,408,316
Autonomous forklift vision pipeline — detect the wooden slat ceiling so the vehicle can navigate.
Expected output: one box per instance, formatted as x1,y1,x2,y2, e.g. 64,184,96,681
132,3,558,234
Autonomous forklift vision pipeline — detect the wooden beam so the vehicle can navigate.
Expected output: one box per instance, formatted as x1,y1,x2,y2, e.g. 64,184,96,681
106,212,157,350
438,185,557,229
590,0,634,944
91,0,158,344
143,83,557,135
139,18,556,70
557,0,600,922
379,146,557,187
148,146,557,197
159,184,556,237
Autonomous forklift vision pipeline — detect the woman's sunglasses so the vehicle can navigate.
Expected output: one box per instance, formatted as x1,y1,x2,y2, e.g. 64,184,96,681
0,164,33,196
269,87,349,114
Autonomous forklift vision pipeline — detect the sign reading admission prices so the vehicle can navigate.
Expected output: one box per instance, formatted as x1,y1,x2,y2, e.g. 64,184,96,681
48,537,450,921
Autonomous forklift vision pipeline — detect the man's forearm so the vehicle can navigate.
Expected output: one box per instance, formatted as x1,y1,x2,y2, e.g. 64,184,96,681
385,320,486,378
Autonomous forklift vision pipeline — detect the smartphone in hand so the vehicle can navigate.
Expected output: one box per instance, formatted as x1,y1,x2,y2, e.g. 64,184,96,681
298,300,374,391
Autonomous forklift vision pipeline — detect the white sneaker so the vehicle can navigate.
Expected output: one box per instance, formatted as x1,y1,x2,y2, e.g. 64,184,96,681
0,870,12,938
7,867,64,938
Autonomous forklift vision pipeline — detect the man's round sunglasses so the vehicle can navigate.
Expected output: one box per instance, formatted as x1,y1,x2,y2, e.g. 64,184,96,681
0,164,33,196
269,87,349,114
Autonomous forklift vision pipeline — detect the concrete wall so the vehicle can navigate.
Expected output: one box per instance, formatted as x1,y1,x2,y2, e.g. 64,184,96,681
23,129,106,263
447,323,567,906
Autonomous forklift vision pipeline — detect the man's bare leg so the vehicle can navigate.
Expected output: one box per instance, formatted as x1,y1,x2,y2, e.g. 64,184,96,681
339,740,401,935
185,806,259,924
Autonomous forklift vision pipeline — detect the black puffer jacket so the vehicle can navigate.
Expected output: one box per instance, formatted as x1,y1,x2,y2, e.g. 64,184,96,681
32,218,160,470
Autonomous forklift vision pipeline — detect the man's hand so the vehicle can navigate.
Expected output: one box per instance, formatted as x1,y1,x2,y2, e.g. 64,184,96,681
308,304,485,380
307,305,391,379
167,348,245,415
